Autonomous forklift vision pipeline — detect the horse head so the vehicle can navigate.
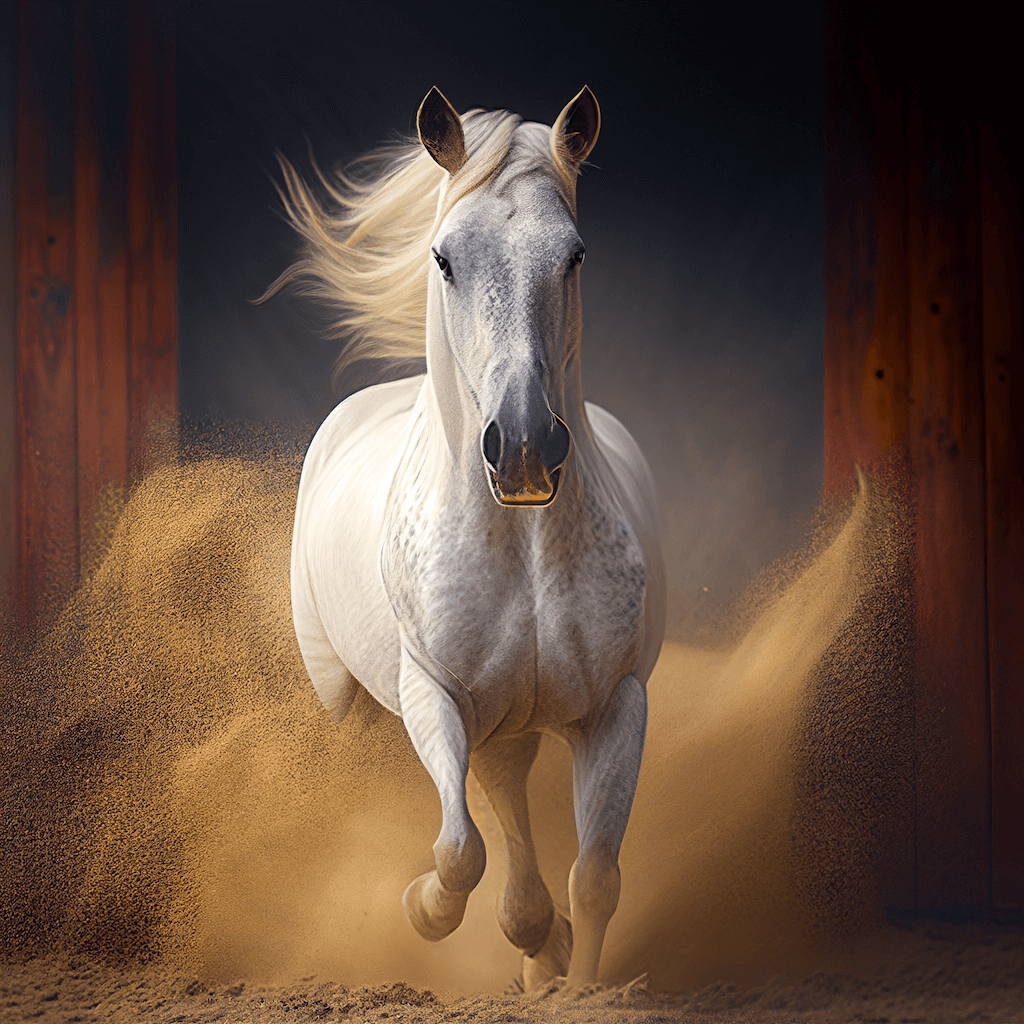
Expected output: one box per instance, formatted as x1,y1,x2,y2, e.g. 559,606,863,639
418,86,600,507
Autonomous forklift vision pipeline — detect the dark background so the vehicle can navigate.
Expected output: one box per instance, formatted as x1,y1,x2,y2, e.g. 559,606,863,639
175,1,826,637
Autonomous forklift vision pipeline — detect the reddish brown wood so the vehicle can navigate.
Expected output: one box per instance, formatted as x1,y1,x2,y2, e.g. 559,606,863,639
905,98,990,910
982,117,1024,910
824,4,910,498
1,0,17,620
16,0,79,626
824,3,1024,913
823,0,872,497
74,0,130,574
822,2,917,913
8,0,177,631
127,0,177,478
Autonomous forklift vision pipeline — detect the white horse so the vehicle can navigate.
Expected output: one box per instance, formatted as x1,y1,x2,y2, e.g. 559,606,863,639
274,86,665,993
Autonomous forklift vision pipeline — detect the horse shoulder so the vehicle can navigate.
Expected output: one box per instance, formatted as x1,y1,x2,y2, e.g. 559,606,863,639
583,402,658,532
583,401,667,683
292,375,425,707
300,376,425,490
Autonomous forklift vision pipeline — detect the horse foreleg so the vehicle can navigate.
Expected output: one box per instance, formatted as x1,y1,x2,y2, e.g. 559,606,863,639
398,648,486,941
565,673,647,989
471,734,573,992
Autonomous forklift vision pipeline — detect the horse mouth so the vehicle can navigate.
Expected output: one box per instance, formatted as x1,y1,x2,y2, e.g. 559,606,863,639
487,466,562,507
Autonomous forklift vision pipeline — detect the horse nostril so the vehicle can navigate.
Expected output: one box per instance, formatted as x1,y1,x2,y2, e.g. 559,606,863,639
542,416,571,471
482,421,502,471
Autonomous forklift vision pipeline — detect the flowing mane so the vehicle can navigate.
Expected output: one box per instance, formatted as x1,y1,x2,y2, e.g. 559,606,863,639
259,108,574,388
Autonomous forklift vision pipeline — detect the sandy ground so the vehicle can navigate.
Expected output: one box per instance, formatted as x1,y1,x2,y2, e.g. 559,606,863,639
2,917,1024,1023
2,449,1022,1024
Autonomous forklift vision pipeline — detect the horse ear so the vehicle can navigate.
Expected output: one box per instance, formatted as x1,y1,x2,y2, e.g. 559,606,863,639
552,85,601,168
417,86,468,175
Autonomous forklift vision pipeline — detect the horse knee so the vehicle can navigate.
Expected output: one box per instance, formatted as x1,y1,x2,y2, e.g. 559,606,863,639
569,847,621,923
434,823,486,895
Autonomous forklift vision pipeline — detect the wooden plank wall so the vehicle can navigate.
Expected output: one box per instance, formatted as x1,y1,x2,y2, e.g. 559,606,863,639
981,106,1024,913
2,0,176,631
825,2,1023,911
15,0,79,629
0,0,16,626
73,0,130,577
126,0,177,483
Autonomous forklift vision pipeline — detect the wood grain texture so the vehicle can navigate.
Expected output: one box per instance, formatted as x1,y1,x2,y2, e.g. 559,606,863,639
982,116,1024,910
824,2,1019,912
16,0,79,626
823,2,909,498
0,0,17,617
9,0,177,630
905,97,990,911
74,0,130,574
821,1,916,912
127,0,177,478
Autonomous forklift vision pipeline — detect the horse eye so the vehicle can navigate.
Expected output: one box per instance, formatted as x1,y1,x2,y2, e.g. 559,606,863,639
433,251,451,278
572,247,586,266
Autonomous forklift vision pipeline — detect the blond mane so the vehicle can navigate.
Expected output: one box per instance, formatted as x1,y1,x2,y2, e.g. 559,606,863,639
259,108,573,390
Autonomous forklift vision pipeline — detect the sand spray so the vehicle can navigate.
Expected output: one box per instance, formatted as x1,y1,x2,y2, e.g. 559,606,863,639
0,436,911,993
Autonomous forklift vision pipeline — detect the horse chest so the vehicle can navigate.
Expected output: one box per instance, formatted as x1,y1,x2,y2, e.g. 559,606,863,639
382,488,647,729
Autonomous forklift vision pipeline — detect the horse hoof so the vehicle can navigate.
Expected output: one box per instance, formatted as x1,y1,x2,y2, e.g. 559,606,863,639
522,912,573,995
402,871,468,942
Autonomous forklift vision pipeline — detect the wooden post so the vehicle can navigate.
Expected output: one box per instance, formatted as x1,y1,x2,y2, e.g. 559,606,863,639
127,0,177,480
4,0,176,631
824,3,910,495
15,0,79,628
826,1,1023,911
74,0,130,575
0,0,17,623
981,115,1024,911
822,0,916,912
905,92,990,911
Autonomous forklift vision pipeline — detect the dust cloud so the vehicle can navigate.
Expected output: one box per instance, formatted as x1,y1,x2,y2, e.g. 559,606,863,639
0,432,911,995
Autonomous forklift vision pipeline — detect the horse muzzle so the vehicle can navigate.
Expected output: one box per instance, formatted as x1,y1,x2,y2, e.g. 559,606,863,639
481,414,572,507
